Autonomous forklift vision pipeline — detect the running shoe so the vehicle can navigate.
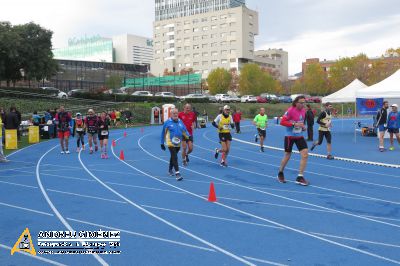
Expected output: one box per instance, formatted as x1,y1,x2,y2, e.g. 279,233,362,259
65,150,70,154
220,161,228,167
101,153,105,159
379,148,385,152
296,176,309,186
60,151,65,154
182,159,188,166
255,134,258,143
310,143,317,151
168,169,174,176
76,147,80,153
89,149,94,154
95,146,98,152
176,173,183,181
186,155,190,162
260,146,264,152
0,158,9,163
389,146,395,151
327,155,334,160
214,148,219,159
104,154,109,159
82,145,85,151
277,172,286,183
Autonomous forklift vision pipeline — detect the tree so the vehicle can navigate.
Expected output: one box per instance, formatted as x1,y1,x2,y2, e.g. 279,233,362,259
239,64,276,95
0,22,22,86
106,75,122,90
207,68,232,94
303,63,328,95
229,68,239,93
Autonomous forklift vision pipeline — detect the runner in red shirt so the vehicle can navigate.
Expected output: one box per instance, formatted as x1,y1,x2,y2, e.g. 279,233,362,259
233,109,242,133
178,104,196,166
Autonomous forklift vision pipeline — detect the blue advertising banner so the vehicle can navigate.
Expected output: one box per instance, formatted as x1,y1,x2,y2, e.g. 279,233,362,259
356,98,384,115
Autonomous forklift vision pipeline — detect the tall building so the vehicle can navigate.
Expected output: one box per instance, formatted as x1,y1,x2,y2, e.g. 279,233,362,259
253,49,289,81
151,5,259,78
53,34,153,66
112,34,153,66
155,0,246,21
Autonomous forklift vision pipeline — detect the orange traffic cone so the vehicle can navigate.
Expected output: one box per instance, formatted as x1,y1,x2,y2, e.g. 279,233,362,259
112,140,116,147
119,150,125,161
208,182,217,202
124,131,127,137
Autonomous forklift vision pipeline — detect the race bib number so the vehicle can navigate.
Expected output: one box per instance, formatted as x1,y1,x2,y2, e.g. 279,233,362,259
76,128,83,132
101,130,109,136
172,137,181,145
223,125,230,130
293,127,302,134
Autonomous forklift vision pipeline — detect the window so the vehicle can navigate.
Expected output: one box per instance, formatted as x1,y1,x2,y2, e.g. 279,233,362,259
211,33,217,38
184,54,190,58
220,32,227,38
193,62,199,66
184,37,190,43
201,18,208,22
202,52,208,57
249,15,253,20
155,41,160,46
211,16,217,21
203,69,209,74
155,25,160,30
202,61,208,65
202,44,208,49
202,35,208,39
169,43,174,48
176,47,182,51
220,14,227,19
168,27,174,32
229,22,236,27
230,40,237,45
155,50,161,54
185,63,191,67
220,41,227,46
184,29,191,34
193,19,199,24
211,42,217,47
193,36,200,41
221,59,228,64
154,34,160,38
221,50,227,55
249,33,253,38
230,31,236,36
169,52,175,56
169,35,174,40
230,49,236,54
193,27,199,32
184,46,190,50
184,20,190,25
211,60,218,65
211,51,218,56
193,44,200,49
249,22,253,27
193,53,200,58
202,26,208,31
211,25,217,29
176,38,182,43
230,58,236,62
221,23,228,28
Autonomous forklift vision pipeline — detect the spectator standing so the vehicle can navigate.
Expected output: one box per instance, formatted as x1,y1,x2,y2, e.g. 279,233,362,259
0,114,7,162
376,101,389,152
233,109,242,133
305,104,315,141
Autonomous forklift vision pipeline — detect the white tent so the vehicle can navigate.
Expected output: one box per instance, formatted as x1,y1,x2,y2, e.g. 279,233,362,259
322,79,367,103
356,69,400,99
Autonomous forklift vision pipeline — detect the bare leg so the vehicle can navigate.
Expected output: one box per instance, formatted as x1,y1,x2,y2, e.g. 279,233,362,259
279,152,291,172
299,149,309,175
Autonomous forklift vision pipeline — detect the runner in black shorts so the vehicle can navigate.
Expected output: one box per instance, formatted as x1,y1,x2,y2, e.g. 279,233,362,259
311,102,334,160
97,111,110,159
213,105,234,167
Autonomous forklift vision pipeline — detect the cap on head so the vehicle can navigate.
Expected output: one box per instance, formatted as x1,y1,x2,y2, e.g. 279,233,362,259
223,105,230,110
76,112,81,116
391,104,398,108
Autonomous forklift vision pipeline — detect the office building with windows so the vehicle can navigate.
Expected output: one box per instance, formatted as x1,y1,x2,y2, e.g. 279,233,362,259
151,4,258,77
253,49,289,81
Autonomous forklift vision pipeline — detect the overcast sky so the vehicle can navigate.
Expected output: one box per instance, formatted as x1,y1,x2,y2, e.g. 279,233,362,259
2,0,400,74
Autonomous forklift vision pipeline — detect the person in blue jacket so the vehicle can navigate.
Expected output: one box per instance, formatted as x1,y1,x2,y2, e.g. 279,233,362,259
387,104,400,151
161,108,190,181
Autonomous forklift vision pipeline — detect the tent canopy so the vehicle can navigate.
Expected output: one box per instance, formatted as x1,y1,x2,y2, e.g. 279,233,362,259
322,79,367,103
356,69,400,99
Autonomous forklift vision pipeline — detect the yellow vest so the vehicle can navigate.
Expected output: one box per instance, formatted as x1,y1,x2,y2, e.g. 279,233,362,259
218,115,232,133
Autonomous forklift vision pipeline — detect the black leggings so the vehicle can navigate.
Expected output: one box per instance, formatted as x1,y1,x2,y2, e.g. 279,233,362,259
317,131,332,145
77,132,85,147
168,147,181,172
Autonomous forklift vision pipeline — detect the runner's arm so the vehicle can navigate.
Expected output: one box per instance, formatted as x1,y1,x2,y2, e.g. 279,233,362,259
317,112,327,126
212,115,221,129
161,122,167,144
280,113,293,127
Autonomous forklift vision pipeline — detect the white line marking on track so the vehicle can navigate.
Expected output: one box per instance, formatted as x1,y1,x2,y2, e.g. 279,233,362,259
0,201,54,216
188,154,400,227
195,144,400,191
135,134,400,264
310,232,400,248
0,244,66,266
0,180,38,189
79,142,256,266
140,204,283,229
243,256,288,266
36,145,109,266
106,182,186,194
66,217,216,252
46,189,128,204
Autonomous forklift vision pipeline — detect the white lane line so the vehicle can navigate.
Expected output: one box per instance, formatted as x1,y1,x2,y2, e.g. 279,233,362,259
140,204,283,230
191,153,400,206
202,130,400,177
0,180,38,189
243,256,288,266
46,189,127,204
80,144,255,266
6,139,52,158
188,154,400,228
36,145,109,266
234,137,400,168
0,201,54,216
195,144,400,191
0,244,66,266
134,134,400,264
310,232,400,248
66,217,215,252
0,165,35,172
106,182,186,194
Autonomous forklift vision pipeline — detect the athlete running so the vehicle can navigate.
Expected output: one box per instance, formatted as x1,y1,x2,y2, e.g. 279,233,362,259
278,96,309,186
311,102,334,159
85,109,99,154
178,104,196,166
55,106,72,154
387,104,400,150
73,113,85,152
161,108,190,181
253,107,268,152
98,111,111,159
213,105,235,167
